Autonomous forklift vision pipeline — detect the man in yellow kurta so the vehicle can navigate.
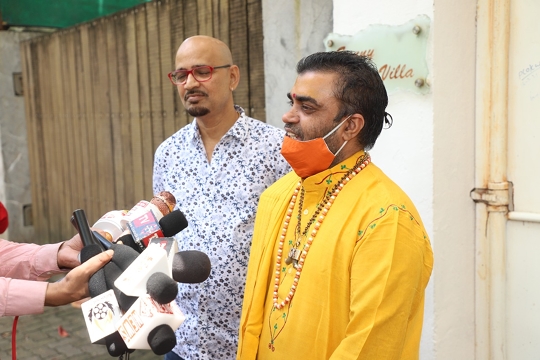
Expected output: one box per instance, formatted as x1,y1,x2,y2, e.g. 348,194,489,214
237,51,433,359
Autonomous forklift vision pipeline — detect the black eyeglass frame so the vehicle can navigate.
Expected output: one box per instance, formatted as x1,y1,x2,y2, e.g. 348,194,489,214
168,64,232,85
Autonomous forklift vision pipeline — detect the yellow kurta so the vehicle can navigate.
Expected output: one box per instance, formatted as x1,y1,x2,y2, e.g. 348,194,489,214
237,151,433,360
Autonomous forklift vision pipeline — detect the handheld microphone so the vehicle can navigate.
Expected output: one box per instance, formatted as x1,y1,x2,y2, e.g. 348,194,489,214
125,210,164,252
114,244,171,297
72,209,105,263
147,272,178,305
80,289,123,345
116,294,185,353
93,231,112,250
91,191,177,243
72,209,98,247
172,250,212,284
120,210,188,254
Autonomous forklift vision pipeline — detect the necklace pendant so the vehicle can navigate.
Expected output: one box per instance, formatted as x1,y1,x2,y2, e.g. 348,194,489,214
285,248,301,266
285,248,296,265
285,255,293,265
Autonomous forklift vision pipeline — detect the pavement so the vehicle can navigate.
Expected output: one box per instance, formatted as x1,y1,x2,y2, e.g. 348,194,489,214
0,302,163,360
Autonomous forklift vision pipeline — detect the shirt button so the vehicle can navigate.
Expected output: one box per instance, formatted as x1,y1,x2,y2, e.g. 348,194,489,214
303,209,309,215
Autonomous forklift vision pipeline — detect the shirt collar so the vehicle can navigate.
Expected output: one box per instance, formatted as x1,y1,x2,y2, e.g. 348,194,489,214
302,150,367,190
188,105,249,143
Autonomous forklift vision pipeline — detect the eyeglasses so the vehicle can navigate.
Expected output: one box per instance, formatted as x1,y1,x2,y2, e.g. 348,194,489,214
168,65,231,85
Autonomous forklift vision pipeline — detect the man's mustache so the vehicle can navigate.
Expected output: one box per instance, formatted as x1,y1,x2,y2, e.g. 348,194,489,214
184,91,208,101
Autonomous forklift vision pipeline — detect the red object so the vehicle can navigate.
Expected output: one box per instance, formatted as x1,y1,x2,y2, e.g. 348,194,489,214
0,201,8,234
58,325,70,337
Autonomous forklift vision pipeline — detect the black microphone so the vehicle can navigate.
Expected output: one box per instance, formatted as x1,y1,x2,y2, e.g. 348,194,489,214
146,272,178,304
72,209,98,247
93,231,112,250
72,209,109,263
171,250,212,284
148,325,177,355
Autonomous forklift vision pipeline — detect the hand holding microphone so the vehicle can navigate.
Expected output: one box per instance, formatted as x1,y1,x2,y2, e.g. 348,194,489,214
73,198,212,357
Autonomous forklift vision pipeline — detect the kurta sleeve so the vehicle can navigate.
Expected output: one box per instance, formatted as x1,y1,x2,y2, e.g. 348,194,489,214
329,207,433,360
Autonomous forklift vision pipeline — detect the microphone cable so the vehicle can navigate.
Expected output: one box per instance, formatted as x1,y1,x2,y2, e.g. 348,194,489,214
11,315,19,360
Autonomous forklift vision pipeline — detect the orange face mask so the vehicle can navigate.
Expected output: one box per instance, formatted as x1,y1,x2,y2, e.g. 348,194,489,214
280,116,351,178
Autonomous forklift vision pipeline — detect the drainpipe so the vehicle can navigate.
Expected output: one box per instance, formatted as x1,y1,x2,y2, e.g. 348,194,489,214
471,0,511,359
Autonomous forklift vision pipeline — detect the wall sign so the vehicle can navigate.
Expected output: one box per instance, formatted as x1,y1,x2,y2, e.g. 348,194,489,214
324,15,431,94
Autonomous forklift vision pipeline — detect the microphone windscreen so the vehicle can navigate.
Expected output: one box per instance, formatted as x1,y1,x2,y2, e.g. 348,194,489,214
110,244,140,271
88,268,108,297
146,272,178,304
116,233,142,254
159,210,188,237
106,331,129,357
172,250,211,284
80,244,102,263
148,324,176,355
103,262,123,290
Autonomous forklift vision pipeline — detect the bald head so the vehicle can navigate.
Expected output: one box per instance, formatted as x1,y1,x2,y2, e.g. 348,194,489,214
175,36,233,69
171,35,240,123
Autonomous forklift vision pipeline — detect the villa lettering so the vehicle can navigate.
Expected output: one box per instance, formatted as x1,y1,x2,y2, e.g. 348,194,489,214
378,64,414,80
335,47,414,81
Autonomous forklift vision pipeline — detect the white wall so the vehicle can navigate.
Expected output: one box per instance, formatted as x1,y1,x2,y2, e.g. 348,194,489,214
431,0,476,358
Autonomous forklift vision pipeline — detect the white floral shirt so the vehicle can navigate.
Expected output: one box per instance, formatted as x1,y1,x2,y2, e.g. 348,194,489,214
153,106,291,359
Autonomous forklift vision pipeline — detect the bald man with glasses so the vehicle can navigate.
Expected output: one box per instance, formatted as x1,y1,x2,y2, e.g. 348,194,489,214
153,36,290,360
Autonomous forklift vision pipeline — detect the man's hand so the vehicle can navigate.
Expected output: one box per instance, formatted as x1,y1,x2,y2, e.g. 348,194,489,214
57,229,109,269
45,249,113,307
57,233,84,269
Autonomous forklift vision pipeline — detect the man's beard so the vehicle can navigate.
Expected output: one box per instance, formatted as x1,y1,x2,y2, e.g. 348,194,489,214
187,106,210,117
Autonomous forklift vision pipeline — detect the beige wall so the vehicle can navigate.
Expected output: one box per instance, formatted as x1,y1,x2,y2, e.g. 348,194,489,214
432,0,477,358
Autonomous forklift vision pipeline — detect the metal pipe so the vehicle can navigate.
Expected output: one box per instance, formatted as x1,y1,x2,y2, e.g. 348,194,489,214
508,212,540,223
475,0,511,358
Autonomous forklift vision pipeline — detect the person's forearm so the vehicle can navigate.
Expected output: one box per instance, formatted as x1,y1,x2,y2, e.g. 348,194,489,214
0,240,64,280
0,278,47,317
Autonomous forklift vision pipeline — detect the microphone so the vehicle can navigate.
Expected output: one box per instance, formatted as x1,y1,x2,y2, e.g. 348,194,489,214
172,250,212,284
121,210,188,253
147,272,178,304
91,191,177,243
91,210,128,242
148,324,177,355
84,244,141,356
125,210,164,252
116,294,185,353
114,243,171,297
93,231,112,250
72,209,97,247
124,191,177,223
72,209,106,263
80,289,123,345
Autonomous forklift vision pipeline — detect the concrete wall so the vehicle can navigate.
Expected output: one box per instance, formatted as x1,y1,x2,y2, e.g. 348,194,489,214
262,0,333,128
0,31,41,242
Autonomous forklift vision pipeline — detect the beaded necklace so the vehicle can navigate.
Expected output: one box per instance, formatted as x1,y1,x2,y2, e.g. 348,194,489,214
273,153,371,310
